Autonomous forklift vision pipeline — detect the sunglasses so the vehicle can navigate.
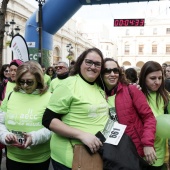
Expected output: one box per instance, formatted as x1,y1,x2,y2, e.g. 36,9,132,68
55,66,65,70
84,59,102,68
48,69,53,72
19,80,34,86
103,68,120,74
4,70,9,73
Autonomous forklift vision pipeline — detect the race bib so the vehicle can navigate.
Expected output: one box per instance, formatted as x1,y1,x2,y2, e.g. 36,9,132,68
102,119,126,145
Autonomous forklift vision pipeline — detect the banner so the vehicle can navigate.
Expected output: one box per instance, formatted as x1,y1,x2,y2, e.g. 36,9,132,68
10,34,30,62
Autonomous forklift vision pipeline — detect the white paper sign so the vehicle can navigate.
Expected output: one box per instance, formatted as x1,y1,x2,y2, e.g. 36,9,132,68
105,122,127,145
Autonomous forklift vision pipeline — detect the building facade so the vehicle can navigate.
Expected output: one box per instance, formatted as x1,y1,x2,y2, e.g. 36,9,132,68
115,17,170,68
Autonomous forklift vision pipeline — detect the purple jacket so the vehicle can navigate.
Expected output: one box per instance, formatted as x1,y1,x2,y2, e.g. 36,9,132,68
113,83,156,157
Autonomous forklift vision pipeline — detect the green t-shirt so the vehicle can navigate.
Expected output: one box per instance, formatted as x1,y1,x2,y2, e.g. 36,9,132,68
47,75,109,168
147,92,166,166
1,91,51,163
5,81,16,97
44,74,51,87
49,78,61,93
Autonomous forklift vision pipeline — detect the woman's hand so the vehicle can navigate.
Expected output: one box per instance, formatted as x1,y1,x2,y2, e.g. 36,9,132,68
143,146,157,165
23,133,32,148
79,132,102,154
5,133,18,144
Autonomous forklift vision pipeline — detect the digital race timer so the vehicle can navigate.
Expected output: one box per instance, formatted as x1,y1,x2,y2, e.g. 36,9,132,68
114,19,145,27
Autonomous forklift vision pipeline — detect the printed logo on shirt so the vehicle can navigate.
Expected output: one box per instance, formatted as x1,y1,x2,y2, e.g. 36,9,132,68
88,103,108,118
6,108,41,127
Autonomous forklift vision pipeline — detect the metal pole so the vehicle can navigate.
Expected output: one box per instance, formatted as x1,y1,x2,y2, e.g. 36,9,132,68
38,2,43,65
11,29,14,60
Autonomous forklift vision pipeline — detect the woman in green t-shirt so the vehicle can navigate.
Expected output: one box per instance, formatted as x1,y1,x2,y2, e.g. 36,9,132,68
139,61,169,170
0,61,51,170
42,48,109,170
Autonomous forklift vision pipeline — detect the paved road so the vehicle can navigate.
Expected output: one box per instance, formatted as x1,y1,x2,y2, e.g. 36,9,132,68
1,154,54,170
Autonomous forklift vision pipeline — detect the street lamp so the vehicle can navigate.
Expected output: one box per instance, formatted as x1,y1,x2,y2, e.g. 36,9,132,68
4,19,20,37
4,19,20,60
36,0,45,65
66,43,73,66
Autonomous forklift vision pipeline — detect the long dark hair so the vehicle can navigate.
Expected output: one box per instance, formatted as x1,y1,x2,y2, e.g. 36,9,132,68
139,61,169,107
70,48,104,84
0,64,9,82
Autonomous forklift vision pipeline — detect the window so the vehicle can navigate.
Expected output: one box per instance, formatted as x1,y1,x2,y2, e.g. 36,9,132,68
140,29,144,35
124,45,129,55
166,28,170,34
138,45,144,54
126,29,129,35
106,45,109,50
152,45,157,54
153,28,157,35
166,45,170,54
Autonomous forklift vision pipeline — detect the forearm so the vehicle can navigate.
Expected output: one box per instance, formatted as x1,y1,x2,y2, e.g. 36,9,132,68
49,118,84,141
0,111,12,145
29,127,52,145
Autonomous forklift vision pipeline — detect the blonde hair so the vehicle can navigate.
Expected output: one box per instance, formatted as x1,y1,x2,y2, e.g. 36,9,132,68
14,61,48,94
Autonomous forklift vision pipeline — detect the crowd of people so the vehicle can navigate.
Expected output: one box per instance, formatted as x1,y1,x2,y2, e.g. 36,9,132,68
0,48,170,170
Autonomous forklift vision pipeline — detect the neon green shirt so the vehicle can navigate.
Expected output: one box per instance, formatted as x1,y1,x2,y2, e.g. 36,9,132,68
49,78,61,93
44,74,51,87
5,81,15,96
47,75,109,168
147,92,166,166
1,90,51,163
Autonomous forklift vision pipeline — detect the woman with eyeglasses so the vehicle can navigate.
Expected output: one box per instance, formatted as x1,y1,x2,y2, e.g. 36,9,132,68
42,48,109,170
139,61,170,170
46,66,56,80
99,58,157,169
0,61,51,170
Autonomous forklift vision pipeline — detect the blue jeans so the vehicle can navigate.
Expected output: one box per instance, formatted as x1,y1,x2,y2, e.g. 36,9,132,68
51,159,71,170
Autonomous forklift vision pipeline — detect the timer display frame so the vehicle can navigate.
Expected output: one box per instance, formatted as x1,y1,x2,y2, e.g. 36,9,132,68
114,19,145,27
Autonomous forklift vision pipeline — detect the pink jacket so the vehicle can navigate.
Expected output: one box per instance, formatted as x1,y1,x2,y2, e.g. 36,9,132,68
113,83,156,157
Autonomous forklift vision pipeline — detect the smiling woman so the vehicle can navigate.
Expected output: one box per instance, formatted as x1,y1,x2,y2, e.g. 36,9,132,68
42,48,108,170
97,58,157,169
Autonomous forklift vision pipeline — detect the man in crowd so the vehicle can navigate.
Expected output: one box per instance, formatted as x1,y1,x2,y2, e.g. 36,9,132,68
49,61,69,93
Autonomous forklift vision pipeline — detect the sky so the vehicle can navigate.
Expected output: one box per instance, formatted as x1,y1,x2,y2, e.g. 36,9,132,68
25,0,170,20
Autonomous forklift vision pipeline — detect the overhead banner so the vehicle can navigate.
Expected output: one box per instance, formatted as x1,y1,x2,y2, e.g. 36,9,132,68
10,34,30,62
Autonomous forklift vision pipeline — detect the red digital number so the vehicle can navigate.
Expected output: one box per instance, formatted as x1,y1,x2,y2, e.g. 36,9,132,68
140,19,145,26
114,20,119,26
124,20,129,26
129,20,134,26
119,20,124,26
135,19,139,26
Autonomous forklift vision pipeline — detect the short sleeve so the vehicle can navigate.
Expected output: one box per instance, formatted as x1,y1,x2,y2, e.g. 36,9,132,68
47,83,72,115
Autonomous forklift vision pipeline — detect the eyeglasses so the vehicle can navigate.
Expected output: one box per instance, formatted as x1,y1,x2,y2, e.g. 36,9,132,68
19,80,34,86
48,69,53,72
84,59,102,68
103,68,120,75
4,70,9,73
55,66,65,70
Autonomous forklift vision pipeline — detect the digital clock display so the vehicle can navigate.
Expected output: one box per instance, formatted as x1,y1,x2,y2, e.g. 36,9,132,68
114,19,145,27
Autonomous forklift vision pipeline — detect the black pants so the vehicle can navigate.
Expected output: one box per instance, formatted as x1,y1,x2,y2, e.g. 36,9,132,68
51,159,71,170
144,165,163,170
6,157,50,170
